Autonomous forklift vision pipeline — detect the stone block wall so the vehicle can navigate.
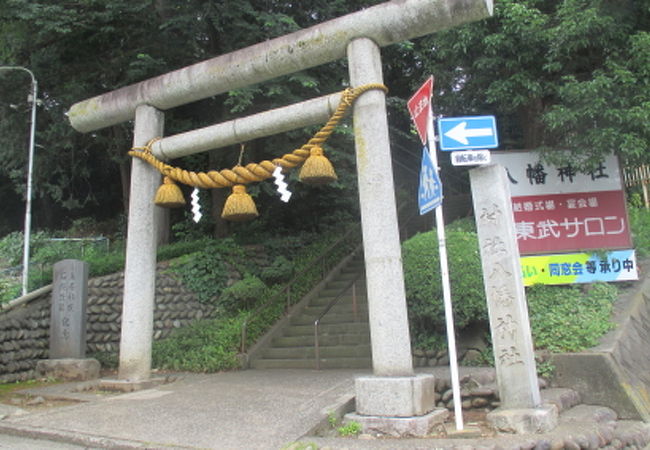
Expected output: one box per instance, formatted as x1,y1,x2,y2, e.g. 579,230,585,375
0,290,50,380
0,263,214,383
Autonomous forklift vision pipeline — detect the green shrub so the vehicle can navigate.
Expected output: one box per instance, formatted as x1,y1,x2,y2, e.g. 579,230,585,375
628,205,650,257
446,216,476,233
527,283,617,353
260,255,294,284
170,214,213,242
157,239,211,262
0,231,25,266
86,251,125,277
169,239,242,305
0,279,21,304
152,316,242,372
402,228,487,348
219,275,269,312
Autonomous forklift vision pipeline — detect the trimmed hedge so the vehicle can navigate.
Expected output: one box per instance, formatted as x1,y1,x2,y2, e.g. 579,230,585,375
402,229,487,349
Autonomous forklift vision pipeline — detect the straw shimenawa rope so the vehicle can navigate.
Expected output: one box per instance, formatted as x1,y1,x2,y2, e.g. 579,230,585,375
128,83,387,188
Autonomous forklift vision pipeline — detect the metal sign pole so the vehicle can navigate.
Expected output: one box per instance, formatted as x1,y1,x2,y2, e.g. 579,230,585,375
426,106,464,431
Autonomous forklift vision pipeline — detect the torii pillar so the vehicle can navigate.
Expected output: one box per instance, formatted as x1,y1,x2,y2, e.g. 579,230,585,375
344,37,445,435
117,105,164,383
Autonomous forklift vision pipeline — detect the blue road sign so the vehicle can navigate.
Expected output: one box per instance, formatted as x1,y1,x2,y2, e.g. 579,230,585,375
438,115,498,151
418,147,442,215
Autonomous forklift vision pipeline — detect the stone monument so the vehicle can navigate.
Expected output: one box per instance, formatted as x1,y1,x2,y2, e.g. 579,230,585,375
37,259,100,381
470,164,557,433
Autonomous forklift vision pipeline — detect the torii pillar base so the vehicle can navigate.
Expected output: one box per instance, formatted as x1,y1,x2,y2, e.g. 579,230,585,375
346,374,447,437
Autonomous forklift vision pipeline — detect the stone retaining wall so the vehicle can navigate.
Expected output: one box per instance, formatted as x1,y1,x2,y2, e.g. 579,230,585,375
433,368,501,411
0,263,213,383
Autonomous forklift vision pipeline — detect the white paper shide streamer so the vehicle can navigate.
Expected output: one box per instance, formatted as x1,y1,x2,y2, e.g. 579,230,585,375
191,188,203,222
272,166,292,202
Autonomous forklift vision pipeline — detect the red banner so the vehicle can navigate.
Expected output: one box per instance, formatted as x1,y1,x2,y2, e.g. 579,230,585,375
512,190,632,254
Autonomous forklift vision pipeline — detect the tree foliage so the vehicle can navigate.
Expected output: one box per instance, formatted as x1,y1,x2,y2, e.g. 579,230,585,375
0,1,647,236
0,0,386,235
413,0,649,169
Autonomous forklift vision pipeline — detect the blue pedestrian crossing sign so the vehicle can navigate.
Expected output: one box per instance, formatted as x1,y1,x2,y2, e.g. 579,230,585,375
418,147,442,215
438,115,498,151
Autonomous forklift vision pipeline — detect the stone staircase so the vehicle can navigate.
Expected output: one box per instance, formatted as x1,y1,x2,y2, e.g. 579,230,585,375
250,252,371,370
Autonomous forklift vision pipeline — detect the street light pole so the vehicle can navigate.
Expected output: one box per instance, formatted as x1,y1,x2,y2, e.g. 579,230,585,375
0,66,38,296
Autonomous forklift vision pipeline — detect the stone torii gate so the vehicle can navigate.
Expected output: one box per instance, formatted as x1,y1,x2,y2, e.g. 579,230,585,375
68,0,493,434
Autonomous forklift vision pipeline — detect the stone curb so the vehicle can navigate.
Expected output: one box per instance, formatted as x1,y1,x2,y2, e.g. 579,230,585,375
0,422,195,450
305,411,650,449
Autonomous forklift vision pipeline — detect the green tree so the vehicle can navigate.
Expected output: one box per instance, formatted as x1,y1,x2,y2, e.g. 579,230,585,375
0,0,381,235
410,0,649,169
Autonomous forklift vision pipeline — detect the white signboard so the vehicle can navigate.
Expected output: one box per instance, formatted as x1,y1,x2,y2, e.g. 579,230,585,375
490,151,622,196
451,150,491,166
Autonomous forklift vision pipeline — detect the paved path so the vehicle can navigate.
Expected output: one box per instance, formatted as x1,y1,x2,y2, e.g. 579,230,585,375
0,369,360,449
2,368,650,449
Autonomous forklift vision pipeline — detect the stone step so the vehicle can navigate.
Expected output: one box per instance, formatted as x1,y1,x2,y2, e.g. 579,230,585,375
308,295,367,307
282,322,370,337
338,269,364,279
248,250,369,370
323,278,363,290
290,312,369,326
303,302,368,317
262,344,371,359
272,333,370,348
250,356,372,370
318,286,367,298
336,271,365,281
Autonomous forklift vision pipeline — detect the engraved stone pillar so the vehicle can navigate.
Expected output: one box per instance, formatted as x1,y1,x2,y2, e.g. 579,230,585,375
49,259,89,359
38,259,100,381
470,164,557,433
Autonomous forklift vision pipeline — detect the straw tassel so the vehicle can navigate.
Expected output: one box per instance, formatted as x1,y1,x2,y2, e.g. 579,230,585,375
154,176,186,208
299,146,337,185
221,184,259,221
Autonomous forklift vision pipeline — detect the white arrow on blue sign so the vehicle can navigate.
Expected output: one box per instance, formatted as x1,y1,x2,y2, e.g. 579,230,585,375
438,115,499,151
418,147,442,215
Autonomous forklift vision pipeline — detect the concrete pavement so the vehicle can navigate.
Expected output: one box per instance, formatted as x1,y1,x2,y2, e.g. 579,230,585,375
0,369,360,449
2,368,650,449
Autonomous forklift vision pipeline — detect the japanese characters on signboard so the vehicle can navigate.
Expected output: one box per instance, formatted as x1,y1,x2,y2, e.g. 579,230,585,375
490,150,637,285
407,76,433,145
491,151,632,255
520,249,637,286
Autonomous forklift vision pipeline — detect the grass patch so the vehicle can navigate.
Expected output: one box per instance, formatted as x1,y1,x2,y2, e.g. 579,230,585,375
528,283,618,353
